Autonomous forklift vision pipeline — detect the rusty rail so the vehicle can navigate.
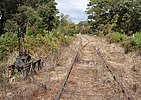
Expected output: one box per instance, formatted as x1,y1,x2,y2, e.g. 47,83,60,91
92,45,137,100
54,37,89,100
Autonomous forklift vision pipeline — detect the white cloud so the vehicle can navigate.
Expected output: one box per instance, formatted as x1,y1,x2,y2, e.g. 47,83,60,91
56,0,89,23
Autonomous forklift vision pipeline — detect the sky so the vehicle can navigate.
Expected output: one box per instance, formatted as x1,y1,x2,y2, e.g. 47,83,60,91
55,0,89,23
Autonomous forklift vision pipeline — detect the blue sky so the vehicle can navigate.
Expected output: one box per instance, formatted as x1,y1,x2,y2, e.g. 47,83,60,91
55,0,89,23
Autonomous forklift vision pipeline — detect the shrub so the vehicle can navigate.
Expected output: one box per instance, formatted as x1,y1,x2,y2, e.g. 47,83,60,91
122,38,136,53
43,32,58,51
133,32,141,48
122,32,141,54
4,20,19,33
0,32,18,59
110,32,127,43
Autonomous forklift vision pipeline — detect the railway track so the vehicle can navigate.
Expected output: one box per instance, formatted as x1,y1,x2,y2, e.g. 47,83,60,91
92,46,136,100
54,35,137,100
54,36,89,100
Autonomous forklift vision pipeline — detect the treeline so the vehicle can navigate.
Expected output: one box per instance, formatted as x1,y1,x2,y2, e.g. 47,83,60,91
86,0,141,54
0,0,57,34
0,0,79,60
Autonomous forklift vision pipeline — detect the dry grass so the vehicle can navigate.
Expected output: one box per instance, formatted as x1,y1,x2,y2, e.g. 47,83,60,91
0,37,79,100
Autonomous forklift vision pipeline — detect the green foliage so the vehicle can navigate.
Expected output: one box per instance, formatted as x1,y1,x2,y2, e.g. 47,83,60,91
86,0,141,34
86,0,114,28
2,0,59,34
18,5,42,27
0,0,79,61
43,31,58,51
86,0,141,55
77,21,91,34
115,32,141,53
0,26,76,60
122,32,141,49
0,32,18,59
58,13,79,36
37,1,59,31
133,32,141,47
63,23,79,36
110,32,127,43
4,20,19,33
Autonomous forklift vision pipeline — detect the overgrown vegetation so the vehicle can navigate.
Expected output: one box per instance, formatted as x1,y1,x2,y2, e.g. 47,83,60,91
86,0,141,54
77,21,91,34
0,0,79,60
109,32,127,43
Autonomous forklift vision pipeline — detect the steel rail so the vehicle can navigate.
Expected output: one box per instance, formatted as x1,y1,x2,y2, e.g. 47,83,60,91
92,45,137,100
54,36,89,100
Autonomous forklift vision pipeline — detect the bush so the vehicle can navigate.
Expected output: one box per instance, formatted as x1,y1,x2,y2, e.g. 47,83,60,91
122,38,136,53
0,32,18,59
133,32,141,48
0,13,78,61
110,32,127,43
0,24,76,60
43,32,58,51
122,32,141,54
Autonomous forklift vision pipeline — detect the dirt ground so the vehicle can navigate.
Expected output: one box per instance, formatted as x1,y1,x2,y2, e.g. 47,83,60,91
1,34,141,100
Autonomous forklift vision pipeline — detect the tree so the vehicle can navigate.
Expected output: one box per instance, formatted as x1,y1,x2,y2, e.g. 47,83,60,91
86,0,112,28
37,0,59,31
0,0,21,35
1,0,59,35
86,0,141,34
115,0,141,34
